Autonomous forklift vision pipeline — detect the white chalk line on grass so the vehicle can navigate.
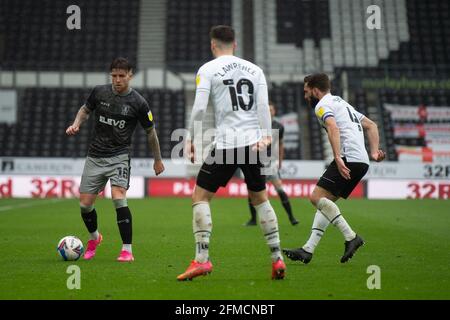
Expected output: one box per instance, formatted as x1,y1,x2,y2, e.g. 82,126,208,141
0,199,63,212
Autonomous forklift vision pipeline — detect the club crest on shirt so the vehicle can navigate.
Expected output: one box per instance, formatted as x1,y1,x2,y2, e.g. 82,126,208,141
121,104,131,115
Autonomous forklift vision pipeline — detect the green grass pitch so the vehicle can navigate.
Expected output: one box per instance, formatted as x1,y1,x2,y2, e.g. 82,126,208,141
0,197,448,300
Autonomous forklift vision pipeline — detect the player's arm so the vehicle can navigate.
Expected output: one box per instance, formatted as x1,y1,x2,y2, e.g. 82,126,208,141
146,127,164,175
186,89,210,163
66,105,90,136
323,117,351,180
188,90,210,140
278,125,285,168
187,70,211,163
279,140,285,169
253,72,272,151
361,117,385,162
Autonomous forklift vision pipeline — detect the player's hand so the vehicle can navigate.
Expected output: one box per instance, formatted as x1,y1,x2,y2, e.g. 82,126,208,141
336,157,351,180
252,136,272,152
66,124,80,136
185,140,195,163
153,160,165,176
371,149,386,162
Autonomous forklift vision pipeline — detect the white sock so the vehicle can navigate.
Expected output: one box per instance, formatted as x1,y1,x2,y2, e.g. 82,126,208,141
255,200,283,262
303,210,330,253
317,198,356,241
90,230,99,241
192,202,212,263
122,244,132,253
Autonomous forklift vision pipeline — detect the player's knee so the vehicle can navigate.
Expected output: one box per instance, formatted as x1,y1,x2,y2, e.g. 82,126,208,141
80,203,94,214
111,187,127,199
249,191,267,206
309,191,321,207
192,192,207,204
79,195,95,208
192,185,212,203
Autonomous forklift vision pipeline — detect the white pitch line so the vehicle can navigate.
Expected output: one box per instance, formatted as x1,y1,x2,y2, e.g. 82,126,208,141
0,199,63,212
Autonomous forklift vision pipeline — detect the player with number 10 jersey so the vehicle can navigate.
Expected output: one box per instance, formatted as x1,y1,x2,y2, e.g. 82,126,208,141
195,50,268,149
177,25,286,281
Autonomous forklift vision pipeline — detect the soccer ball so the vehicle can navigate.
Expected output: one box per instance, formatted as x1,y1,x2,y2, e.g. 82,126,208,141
57,236,84,261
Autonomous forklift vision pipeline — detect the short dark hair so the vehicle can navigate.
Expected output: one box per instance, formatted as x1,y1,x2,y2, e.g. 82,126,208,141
110,57,133,72
209,25,235,43
304,73,330,92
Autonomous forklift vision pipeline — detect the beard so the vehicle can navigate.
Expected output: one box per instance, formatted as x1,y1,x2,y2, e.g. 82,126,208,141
308,96,320,109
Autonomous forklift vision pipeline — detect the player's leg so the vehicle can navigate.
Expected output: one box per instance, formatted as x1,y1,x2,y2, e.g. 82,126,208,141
311,160,368,262
177,185,215,281
177,148,234,281
310,186,364,263
79,157,107,260
270,177,298,225
111,186,134,262
191,185,214,263
302,208,331,255
242,147,286,279
80,193,99,240
80,193,103,260
310,185,355,239
248,190,282,261
245,196,257,226
109,155,134,262
242,167,257,226
248,189,286,279
283,193,331,263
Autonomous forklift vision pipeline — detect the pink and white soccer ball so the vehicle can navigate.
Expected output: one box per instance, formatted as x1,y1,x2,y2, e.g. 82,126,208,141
57,236,84,261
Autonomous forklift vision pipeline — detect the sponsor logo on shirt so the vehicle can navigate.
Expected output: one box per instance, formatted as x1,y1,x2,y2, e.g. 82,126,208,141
99,115,126,129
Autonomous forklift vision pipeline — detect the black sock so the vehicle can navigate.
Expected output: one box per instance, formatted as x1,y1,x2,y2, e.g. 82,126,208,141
116,206,132,244
81,208,97,233
277,190,294,219
248,197,257,221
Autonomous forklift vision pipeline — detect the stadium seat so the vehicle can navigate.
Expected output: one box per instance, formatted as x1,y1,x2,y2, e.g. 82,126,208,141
166,0,232,72
0,88,185,158
1,0,140,71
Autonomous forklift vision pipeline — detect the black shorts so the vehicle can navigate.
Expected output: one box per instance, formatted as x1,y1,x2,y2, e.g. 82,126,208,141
196,146,267,193
317,158,369,199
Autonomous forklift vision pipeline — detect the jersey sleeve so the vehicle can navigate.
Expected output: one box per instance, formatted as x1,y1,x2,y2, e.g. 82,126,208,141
315,104,334,123
256,71,271,132
84,86,99,111
195,65,212,92
138,99,155,130
257,69,268,88
354,109,365,122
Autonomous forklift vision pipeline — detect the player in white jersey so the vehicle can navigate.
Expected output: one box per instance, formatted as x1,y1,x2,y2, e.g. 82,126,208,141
177,25,286,281
283,73,385,264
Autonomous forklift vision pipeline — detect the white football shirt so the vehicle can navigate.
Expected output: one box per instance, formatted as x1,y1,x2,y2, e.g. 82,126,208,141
315,93,370,164
195,55,269,149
